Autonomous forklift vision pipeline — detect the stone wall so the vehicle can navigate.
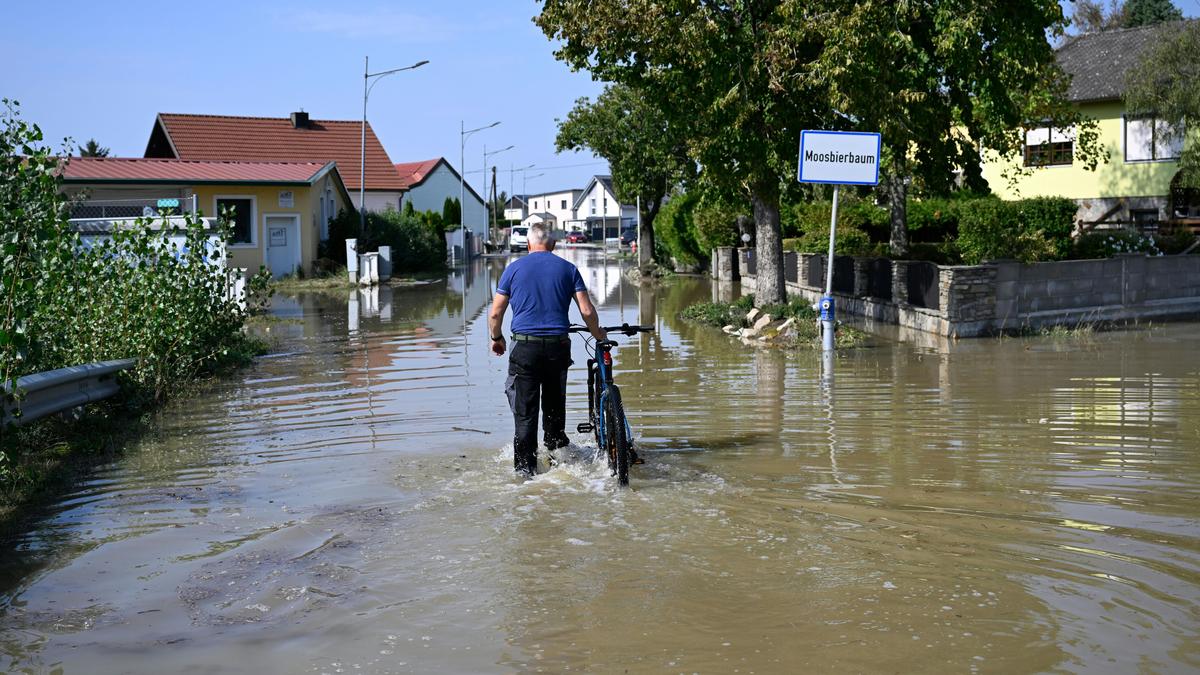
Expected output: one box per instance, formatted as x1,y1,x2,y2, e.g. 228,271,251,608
732,248,1200,338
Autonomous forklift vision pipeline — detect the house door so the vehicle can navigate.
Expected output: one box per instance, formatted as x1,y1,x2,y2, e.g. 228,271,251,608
264,215,301,279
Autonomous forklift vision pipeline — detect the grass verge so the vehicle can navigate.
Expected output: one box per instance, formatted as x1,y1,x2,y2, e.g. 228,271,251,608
681,294,869,348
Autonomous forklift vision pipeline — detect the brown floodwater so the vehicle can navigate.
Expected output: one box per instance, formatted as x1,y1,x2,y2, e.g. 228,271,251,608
1,248,1198,674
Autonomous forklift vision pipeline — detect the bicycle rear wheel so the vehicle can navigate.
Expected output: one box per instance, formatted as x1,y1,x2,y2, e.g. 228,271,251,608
603,385,631,486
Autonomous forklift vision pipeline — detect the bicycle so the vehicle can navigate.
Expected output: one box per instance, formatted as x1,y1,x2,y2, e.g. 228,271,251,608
567,322,654,486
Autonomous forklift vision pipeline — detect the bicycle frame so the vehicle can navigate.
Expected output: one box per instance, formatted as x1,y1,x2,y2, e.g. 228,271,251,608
570,323,652,482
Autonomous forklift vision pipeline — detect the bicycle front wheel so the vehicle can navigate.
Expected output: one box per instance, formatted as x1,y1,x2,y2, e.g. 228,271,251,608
603,385,631,486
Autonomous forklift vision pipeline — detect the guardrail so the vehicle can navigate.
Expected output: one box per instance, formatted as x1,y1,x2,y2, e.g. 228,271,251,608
2,359,137,428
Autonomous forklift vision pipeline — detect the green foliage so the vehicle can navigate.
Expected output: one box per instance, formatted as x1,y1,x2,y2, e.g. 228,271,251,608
1124,20,1200,186
1071,230,1161,258
325,207,445,272
1,100,270,424
556,84,695,262
654,192,703,266
958,197,1077,264
1070,0,1129,34
1123,0,1183,27
442,197,461,227
79,138,109,157
691,194,746,252
680,302,749,328
1154,228,1199,254
780,198,880,255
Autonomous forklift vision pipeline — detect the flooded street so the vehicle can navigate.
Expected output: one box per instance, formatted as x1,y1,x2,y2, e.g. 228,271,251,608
2,248,1198,674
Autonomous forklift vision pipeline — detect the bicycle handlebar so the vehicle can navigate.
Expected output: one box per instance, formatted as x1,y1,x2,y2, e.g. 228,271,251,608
568,323,655,336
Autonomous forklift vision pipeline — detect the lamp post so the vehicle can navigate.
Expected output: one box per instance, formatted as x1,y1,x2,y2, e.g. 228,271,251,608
522,171,544,208
458,121,500,265
483,144,514,245
361,56,428,234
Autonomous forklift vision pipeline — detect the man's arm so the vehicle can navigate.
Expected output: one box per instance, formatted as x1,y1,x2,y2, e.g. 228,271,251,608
488,293,510,356
574,290,606,342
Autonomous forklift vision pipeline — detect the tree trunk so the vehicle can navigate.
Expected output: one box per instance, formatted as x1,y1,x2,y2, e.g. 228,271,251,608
638,206,656,270
887,172,909,258
751,190,785,306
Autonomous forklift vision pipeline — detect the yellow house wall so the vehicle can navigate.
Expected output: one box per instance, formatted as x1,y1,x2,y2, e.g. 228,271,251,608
191,183,321,276
982,100,1186,201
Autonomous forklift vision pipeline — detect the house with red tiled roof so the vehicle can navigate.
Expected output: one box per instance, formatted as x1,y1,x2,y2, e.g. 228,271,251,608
393,157,486,238
145,111,406,214
61,157,351,278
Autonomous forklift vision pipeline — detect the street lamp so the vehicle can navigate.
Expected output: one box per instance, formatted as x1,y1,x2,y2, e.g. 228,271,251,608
483,144,514,244
458,121,500,265
522,172,544,199
361,56,428,233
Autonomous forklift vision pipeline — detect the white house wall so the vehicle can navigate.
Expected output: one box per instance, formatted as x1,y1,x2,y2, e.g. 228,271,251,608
402,164,487,239
526,190,580,227
360,191,404,213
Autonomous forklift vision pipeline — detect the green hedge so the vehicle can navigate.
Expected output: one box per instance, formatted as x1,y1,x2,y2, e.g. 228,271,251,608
957,197,1076,264
655,192,703,266
323,207,445,273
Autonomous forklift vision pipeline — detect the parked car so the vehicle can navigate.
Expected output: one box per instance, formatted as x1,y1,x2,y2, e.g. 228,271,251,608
566,231,589,244
509,226,529,252
620,227,637,246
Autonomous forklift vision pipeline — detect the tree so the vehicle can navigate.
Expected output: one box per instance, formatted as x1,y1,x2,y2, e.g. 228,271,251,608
538,1,832,306
442,196,461,226
555,84,695,270
1124,20,1200,185
79,138,109,157
812,1,1103,257
1070,0,1129,34
1124,0,1182,27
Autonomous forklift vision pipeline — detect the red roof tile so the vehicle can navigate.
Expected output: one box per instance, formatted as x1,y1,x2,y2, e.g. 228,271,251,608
394,158,442,190
150,113,402,191
61,157,333,183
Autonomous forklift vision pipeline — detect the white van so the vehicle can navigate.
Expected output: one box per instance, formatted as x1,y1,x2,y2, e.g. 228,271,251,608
509,226,529,253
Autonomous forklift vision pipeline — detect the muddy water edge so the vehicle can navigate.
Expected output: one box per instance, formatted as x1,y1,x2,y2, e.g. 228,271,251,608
1,248,1198,674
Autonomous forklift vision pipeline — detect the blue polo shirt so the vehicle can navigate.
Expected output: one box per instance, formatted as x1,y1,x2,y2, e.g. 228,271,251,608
496,252,587,336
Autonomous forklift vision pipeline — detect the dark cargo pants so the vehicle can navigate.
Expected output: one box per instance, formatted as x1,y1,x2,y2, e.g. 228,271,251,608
505,339,572,475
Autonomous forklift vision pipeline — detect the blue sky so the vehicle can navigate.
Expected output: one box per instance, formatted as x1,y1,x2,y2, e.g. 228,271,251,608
6,1,1198,199
5,0,607,197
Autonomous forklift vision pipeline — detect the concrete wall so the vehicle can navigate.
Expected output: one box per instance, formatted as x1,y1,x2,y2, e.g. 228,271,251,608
733,248,1200,338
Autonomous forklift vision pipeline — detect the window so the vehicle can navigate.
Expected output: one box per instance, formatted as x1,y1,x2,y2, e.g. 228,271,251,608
590,198,596,215
561,199,567,209
1125,115,1184,162
1023,127,1073,167
216,197,255,246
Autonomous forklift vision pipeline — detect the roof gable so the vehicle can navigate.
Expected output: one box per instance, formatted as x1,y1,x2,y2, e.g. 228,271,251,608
572,175,617,211
393,157,485,205
149,113,403,191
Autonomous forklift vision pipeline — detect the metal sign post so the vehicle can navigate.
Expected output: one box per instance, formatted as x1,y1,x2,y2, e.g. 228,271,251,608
798,130,882,352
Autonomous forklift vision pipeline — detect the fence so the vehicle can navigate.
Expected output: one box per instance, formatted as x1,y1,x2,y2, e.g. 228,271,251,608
722,245,1200,337
906,262,940,310
70,196,198,222
864,258,893,301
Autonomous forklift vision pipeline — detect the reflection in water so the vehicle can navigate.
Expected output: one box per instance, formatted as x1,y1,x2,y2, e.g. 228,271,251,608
0,249,1198,673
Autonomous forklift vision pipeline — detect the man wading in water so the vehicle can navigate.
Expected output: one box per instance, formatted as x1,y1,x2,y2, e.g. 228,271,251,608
488,224,606,477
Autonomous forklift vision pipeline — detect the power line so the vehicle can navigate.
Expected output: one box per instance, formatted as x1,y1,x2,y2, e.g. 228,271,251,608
462,160,608,175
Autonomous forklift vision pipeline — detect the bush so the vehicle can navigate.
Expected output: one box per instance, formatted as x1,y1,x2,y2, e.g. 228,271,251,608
324,207,445,273
1155,229,1198,255
655,192,703,266
1071,230,1160,259
906,197,961,243
1,101,269,406
958,196,1076,264
692,195,745,252
780,197,881,255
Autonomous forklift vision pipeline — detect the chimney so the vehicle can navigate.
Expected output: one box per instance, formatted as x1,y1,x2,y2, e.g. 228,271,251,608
290,111,310,129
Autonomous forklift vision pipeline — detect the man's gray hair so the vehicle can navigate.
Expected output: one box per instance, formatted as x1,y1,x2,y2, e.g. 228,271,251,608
528,223,553,245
